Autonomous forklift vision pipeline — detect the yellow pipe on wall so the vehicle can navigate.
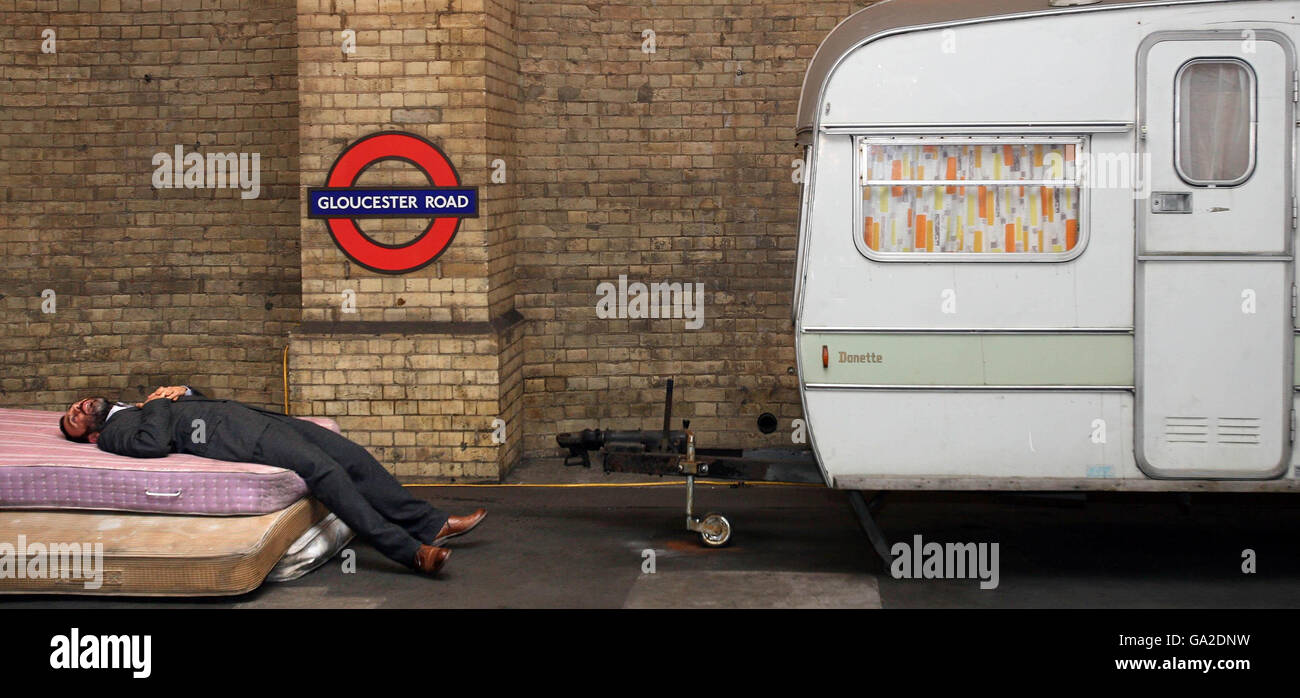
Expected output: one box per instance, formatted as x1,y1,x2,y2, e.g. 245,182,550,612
282,344,290,416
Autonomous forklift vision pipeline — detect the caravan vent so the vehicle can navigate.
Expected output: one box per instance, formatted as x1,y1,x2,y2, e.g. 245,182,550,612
1163,416,1261,446
1164,417,1209,445
1216,417,1261,446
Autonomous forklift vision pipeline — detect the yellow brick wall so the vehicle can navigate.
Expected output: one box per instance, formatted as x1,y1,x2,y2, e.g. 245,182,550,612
0,0,300,411
293,0,523,480
1,0,867,480
514,1,866,457
298,0,497,323
288,331,515,480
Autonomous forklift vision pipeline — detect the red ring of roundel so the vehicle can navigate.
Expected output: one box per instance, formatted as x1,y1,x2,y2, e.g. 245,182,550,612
322,131,464,275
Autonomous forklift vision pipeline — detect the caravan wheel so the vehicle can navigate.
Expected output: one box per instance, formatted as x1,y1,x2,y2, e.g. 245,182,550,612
698,513,732,547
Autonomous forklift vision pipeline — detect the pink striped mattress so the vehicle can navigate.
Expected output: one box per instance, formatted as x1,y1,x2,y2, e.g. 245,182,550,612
0,408,338,516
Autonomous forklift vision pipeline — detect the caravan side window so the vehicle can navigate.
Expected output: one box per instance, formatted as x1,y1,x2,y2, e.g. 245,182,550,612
858,138,1084,260
1175,59,1256,186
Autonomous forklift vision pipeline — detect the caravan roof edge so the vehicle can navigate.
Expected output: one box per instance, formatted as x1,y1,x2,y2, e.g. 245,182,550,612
795,0,1246,145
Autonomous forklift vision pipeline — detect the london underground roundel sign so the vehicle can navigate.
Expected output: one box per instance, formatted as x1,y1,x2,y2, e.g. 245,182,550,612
308,131,479,275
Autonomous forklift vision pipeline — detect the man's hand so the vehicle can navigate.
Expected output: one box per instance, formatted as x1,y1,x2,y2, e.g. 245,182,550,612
143,386,188,404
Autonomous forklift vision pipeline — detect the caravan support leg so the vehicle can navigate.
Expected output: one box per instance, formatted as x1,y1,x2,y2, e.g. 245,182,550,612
848,491,894,566
683,475,732,547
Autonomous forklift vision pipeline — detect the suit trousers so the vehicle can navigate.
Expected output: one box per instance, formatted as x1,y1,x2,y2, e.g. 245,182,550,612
252,416,448,568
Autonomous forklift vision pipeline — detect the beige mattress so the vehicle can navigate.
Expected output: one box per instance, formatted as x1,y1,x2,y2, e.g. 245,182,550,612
0,498,328,596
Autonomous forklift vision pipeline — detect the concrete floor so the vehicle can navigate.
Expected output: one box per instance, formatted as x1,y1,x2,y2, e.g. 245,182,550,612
6,458,1300,608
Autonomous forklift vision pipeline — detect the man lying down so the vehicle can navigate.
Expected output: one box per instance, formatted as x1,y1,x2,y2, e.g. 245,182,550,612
57,385,485,576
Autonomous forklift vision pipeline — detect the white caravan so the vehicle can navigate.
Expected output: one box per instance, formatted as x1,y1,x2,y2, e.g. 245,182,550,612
794,0,1300,491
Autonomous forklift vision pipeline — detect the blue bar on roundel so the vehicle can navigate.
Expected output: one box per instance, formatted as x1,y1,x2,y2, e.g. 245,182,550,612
307,188,479,218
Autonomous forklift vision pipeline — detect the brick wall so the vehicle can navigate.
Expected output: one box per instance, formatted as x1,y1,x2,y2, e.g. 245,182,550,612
287,330,518,479
298,0,497,324
514,1,867,457
292,0,523,480
0,0,300,411
2,0,867,479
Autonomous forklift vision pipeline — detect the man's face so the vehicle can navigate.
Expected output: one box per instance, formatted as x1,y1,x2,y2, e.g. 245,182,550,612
61,397,110,443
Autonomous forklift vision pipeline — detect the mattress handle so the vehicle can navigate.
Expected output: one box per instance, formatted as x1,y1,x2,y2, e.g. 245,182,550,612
144,489,183,498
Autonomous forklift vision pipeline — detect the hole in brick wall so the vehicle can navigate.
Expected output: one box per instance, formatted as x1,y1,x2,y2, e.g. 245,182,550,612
757,412,778,435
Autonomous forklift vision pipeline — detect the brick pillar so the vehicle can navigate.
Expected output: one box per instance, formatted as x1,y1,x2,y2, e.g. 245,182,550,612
290,0,522,481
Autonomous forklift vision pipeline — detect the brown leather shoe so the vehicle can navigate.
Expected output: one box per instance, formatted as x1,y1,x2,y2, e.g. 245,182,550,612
414,545,451,575
431,508,487,546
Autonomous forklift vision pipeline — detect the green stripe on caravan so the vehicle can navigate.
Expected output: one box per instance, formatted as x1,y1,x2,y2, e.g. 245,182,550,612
802,333,1134,387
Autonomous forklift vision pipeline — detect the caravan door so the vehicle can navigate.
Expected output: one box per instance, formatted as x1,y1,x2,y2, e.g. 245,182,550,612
1136,31,1295,479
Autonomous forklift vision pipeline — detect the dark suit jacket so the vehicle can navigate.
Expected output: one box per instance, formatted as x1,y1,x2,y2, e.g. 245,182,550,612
96,389,293,462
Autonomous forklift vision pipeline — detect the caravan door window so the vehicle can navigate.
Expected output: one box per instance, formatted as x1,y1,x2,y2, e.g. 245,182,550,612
858,138,1084,260
1175,58,1256,186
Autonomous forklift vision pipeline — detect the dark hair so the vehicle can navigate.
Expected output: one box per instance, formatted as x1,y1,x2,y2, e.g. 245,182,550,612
59,415,90,443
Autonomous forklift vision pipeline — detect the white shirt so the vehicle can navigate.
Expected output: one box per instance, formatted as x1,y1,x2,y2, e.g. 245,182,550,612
105,387,192,422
